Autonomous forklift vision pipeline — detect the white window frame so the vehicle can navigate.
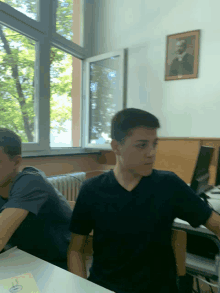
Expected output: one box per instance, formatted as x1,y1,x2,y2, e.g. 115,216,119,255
82,49,127,151
0,0,102,157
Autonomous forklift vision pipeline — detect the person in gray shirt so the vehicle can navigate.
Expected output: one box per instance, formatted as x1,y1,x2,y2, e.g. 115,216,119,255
0,128,73,271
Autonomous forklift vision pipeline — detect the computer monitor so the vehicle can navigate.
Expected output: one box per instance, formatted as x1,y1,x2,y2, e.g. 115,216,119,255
190,145,215,195
215,147,220,187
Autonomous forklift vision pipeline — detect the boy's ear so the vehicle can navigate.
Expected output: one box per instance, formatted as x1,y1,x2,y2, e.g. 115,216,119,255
17,155,22,165
111,139,120,154
12,155,22,168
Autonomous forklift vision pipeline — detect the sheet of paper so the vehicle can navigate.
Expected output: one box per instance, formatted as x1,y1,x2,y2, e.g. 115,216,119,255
0,273,41,293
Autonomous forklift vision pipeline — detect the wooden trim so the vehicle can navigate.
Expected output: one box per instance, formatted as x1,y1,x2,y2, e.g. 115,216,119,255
158,138,220,141
171,229,187,276
96,138,220,185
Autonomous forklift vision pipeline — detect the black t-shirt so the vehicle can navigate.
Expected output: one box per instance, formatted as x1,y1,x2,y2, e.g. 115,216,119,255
69,169,213,293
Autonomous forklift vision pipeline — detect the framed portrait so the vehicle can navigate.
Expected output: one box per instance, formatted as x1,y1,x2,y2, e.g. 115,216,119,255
165,30,200,81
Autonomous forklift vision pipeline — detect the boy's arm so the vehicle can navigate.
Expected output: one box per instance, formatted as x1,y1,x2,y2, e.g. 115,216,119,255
0,208,29,251
204,211,220,240
67,233,88,278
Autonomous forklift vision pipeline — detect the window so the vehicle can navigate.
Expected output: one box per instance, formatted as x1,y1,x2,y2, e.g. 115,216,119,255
0,0,88,156
0,24,36,143
89,58,119,145
0,0,39,20
83,50,126,150
50,46,82,148
56,0,84,46
0,0,124,155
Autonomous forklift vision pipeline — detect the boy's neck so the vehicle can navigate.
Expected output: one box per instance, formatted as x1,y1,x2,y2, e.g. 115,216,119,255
113,165,142,184
0,184,11,199
0,172,19,200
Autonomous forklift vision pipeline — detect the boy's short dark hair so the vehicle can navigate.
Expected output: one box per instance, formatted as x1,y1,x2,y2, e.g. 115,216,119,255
111,108,160,145
0,128,22,160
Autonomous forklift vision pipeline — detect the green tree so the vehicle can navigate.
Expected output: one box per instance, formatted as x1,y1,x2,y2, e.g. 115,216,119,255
0,0,118,144
0,0,73,142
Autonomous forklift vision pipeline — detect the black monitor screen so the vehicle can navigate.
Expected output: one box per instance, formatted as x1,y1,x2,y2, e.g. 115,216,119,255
190,145,214,192
215,147,220,187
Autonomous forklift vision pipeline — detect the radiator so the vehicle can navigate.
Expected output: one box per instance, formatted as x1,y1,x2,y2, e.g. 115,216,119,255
47,172,86,201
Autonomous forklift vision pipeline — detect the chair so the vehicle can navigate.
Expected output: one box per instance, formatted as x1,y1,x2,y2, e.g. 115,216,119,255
68,169,187,276
171,229,187,276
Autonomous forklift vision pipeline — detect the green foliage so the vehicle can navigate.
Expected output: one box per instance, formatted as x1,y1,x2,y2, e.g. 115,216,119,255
0,0,37,20
56,0,74,41
0,0,117,144
0,24,35,142
0,0,73,143
0,0,76,41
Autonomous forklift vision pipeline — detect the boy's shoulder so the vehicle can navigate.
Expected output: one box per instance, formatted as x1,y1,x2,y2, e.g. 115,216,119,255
10,166,49,194
148,169,178,181
82,170,111,188
20,166,46,177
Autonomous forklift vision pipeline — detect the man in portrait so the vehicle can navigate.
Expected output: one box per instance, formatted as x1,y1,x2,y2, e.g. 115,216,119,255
169,39,194,76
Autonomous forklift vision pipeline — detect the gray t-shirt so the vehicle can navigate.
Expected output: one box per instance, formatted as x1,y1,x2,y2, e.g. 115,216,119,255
0,166,72,262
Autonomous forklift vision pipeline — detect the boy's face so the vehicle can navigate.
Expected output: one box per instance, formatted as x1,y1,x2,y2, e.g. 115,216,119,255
111,127,158,177
0,148,21,188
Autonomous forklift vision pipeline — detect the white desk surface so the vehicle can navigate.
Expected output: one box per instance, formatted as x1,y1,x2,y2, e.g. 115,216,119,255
0,248,113,293
173,218,216,236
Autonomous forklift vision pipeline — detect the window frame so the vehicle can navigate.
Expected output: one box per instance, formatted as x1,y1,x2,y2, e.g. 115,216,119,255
0,0,127,156
0,0,102,156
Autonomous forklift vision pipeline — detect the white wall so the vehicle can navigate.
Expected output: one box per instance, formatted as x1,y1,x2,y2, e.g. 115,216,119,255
91,0,220,138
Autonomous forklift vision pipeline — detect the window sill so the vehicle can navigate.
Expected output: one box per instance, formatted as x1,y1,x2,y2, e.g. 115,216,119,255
21,148,102,158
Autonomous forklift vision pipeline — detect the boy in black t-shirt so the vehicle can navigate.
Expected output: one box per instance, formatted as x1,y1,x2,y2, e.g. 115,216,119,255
68,108,219,293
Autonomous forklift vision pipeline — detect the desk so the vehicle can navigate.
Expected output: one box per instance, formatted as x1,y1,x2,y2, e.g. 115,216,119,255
0,247,113,293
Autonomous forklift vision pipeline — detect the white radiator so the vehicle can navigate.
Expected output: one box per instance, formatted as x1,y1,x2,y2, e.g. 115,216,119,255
47,172,86,201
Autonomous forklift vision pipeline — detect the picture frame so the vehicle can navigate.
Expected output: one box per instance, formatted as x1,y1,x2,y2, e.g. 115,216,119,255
165,30,200,81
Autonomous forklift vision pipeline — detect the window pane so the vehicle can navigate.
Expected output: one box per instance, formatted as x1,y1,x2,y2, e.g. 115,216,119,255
0,24,36,143
50,47,82,148
1,0,39,21
56,0,84,46
89,56,120,145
